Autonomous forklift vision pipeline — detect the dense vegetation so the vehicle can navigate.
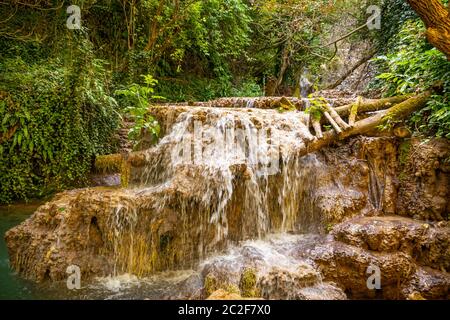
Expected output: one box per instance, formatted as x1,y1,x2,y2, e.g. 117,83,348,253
0,0,449,203
371,0,450,138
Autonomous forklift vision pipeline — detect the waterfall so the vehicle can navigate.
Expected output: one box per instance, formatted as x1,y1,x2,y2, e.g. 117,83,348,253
299,68,313,98
100,107,326,275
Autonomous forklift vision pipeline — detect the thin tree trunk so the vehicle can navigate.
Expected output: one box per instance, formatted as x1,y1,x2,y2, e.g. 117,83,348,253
348,97,362,126
144,0,166,52
311,117,323,139
334,95,413,117
326,51,376,89
324,104,351,129
270,43,291,96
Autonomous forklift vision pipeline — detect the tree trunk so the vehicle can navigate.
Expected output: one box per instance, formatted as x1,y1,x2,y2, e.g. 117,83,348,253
269,43,291,96
326,50,376,89
407,0,450,60
144,0,166,52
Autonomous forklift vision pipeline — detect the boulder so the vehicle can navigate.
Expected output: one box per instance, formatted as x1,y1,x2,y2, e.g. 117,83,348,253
310,241,417,299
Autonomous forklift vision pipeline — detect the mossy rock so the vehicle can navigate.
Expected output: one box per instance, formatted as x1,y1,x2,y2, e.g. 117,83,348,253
239,267,259,298
203,274,241,299
95,154,123,174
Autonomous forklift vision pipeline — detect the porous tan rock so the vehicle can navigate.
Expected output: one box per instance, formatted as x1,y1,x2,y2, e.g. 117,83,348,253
207,289,243,300
397,138,450,221
332,216,450,271
4,97,449,304
310,241,417,299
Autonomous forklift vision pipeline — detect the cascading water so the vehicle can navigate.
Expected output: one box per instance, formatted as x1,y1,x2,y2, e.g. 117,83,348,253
101,106,327,276
299,69,313,98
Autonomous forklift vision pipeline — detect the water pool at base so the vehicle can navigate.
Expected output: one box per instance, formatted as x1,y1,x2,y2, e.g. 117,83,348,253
0,204,198,300
0,204,39,299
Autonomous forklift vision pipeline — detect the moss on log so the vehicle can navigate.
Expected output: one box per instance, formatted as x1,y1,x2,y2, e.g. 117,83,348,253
334,95,413,117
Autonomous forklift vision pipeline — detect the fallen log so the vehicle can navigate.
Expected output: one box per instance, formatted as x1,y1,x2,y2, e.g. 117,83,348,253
323,111,342,134
334,95,413,117
301,91,431,156
323,103,351,130
348,96,362,126
311,117,323,139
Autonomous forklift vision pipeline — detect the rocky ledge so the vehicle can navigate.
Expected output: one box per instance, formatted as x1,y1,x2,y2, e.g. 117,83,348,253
195,215,449,300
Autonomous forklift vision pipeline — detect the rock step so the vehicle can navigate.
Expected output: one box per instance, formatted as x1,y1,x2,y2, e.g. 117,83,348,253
311,240,416,299
256,265,346,300
293,282,347,300
331,215,449,271
403,266,450,300
310,239,450,299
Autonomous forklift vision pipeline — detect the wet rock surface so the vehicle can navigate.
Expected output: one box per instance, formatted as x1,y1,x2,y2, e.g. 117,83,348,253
199,234,347,300
332,216,449,271
190,96,355,110
309,216,449,299
196,220,439,301
310,240,417,299
402,267,449,300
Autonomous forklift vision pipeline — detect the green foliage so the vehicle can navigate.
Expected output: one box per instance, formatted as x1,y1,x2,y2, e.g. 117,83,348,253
376,0,417,53
305,96,328,120
117,0,252,82
248,0,378,90
413,94,450,139
239,268,258,297
325,223,334,233
115,75,162,145
156,77,262,102
3,0,449,205
229,79,263,98
371,20,450,138
0,36,119,203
